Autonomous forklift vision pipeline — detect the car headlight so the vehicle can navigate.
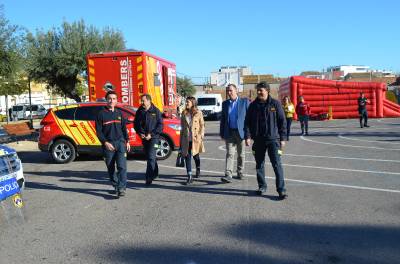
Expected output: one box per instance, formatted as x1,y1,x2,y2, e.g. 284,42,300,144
168,124,181,131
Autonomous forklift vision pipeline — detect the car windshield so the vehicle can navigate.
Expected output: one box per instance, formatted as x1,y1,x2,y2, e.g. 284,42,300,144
26,105,39,111
197,98,216,106
12,106,24,111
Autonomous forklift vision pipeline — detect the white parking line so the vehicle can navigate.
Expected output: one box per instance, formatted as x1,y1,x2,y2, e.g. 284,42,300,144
217,145,400,163
200,157,400,176
300,135,400,151
133,161,400,194
338,134,400,145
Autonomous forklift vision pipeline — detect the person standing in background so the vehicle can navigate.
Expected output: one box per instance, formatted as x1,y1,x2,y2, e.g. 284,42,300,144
295,96,311,136
282,96,295,141
358,92,370,128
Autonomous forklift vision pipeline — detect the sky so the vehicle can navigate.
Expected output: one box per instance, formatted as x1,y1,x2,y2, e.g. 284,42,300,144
2,0,400,83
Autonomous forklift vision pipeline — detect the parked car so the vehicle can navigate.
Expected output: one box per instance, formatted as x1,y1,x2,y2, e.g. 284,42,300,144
0,144,25,202
38,102,181,163
196,93,223,120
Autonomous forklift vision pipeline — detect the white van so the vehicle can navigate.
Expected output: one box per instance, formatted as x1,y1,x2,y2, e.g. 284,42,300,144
11,105,27,121
25,104,47,119
11,104,46,120
196,94,223,120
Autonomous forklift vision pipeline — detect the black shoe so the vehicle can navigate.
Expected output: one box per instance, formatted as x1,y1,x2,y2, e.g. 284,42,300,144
145,178,153,185
194,168,200,178
118,189,126,197
257,187,266,195
236,173,244,180
221,176,232,183
278,191,287,200
364,125,370,127
305,132,309,136
186,173,193,185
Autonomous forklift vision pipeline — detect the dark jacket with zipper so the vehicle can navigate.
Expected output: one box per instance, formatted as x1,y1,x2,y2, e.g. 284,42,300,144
96,107,128,144
134,104,163,139
245,96,286,141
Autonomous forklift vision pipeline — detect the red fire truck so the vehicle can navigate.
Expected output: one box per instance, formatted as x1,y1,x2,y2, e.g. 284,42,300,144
86,51,177,114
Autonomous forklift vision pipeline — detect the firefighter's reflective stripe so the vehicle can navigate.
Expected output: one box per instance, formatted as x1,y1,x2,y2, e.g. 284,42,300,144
87,121,101,145
52,112,101,146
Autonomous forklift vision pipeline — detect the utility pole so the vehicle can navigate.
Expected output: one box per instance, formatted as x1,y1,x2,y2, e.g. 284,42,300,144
28,76,33,129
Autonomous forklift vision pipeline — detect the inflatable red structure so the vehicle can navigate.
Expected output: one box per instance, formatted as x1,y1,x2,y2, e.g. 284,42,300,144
279,76,400,119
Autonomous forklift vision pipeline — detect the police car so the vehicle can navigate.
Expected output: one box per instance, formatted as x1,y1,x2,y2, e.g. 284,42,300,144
38,102,181,163
0,145,25,203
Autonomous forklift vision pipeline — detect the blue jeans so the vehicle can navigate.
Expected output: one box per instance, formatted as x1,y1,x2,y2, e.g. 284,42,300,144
299,115,309,134
253,138,286,192
103,139,127,190
185,142,200,174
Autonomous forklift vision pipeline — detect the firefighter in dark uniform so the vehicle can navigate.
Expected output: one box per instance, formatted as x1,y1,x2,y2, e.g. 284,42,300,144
358,92,370,128
134,94,163,185
96,90,130,197
245,82,288,200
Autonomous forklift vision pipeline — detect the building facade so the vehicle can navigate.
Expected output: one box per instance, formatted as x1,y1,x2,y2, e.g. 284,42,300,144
210,66,252,91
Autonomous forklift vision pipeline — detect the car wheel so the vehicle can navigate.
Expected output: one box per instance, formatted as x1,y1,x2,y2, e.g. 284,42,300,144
156,135,172,160
51,139,76,163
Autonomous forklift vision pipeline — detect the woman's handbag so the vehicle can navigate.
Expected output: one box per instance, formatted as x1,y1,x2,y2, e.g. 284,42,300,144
176,152,185,167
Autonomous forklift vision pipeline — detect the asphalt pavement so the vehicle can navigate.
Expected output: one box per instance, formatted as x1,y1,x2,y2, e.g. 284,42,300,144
1,118,400,264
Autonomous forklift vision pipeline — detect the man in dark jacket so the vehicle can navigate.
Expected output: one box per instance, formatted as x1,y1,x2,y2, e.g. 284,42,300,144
134,94,163,185
220,84,250,183
245,82,287,200
96,91,130,197
358,92,370,128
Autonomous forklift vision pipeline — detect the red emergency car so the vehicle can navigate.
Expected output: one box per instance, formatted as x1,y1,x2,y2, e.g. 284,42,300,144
38,102,181,163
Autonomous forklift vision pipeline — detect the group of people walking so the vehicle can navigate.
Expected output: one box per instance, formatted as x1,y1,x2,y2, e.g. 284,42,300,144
96,84,369,199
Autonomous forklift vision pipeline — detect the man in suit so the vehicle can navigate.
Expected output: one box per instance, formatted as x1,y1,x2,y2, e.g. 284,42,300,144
220,84,250,183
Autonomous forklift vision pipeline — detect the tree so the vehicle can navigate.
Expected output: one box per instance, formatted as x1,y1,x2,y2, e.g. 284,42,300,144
176,76,195,97
26,20,125,102
0,5,28,96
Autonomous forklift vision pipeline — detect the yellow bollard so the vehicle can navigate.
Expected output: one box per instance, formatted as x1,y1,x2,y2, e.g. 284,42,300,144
328,106,333,120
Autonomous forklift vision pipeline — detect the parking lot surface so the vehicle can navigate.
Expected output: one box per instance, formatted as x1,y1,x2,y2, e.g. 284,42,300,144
1,118,400,264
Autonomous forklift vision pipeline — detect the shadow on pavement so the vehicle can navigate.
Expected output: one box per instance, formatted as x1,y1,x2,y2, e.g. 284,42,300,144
92,220,400,264
24,170,144,199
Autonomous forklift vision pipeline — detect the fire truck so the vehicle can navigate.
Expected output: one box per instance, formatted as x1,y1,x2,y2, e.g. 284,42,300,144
86,51,177,115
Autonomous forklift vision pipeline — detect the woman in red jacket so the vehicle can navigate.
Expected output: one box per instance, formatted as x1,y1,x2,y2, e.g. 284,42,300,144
295,96,311,136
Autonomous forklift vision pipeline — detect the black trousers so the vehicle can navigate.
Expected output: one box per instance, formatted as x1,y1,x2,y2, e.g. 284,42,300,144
359,110,368,127
253,138,286,193
185,141,200,174
143,138,159,182
286,118,292,140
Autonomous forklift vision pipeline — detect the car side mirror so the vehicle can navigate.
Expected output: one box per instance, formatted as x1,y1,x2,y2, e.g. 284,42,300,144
217,102,221,106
